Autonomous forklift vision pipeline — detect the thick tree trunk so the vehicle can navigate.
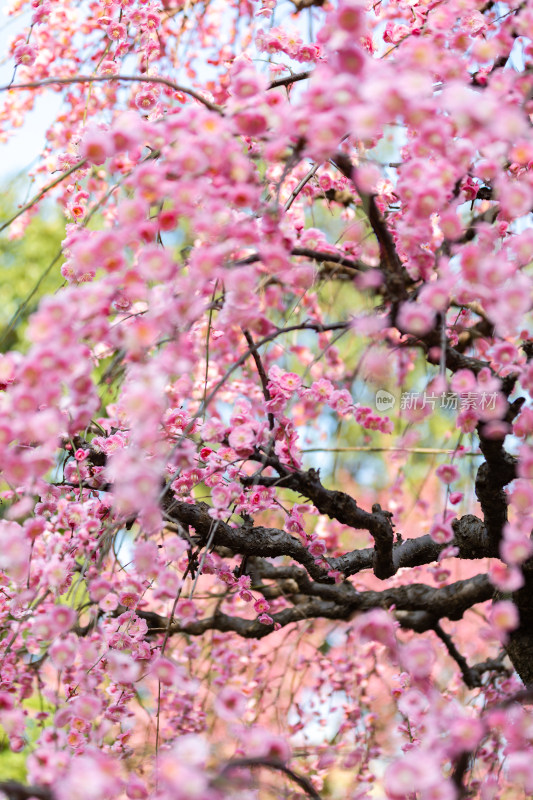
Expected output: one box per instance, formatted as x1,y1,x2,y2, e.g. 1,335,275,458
506,575,533,686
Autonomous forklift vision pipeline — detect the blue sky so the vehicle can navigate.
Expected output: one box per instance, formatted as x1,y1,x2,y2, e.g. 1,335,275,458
0,7,61,180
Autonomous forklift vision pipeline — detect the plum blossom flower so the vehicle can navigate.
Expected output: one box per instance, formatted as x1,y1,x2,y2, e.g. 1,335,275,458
384,750,446,799
14,43,37,66
429,519,454,544
489,600,519,642
500,522,533,566
400,639,435,680
55,752,122,800
397,688,429,722
253,598,270,614
448,715,484,755
106,650,141,684
214,687,247,720
397,302,437,336
489,562,524,591
228,424,256,455
245,726,291,762
354,608,397,650
436,464,460,484
79,126,114,165
505,752,533,794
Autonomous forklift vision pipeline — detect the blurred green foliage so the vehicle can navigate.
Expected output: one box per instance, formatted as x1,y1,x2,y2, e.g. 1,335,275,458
0,185,65,353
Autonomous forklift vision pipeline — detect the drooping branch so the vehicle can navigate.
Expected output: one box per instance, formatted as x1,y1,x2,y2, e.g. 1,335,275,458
0,74,223,113
433,623,483,689
235,246,369,272
330,152,412,304
219,757,323,800
242,329,274,430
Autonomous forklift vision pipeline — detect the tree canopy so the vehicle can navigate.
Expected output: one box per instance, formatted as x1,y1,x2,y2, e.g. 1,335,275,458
0,0,533,798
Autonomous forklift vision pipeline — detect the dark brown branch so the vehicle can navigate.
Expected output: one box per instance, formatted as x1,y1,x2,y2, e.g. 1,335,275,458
269,71,312,89
330,152,412,305
242,461,395,579
451,751,472,800
242,329,275,429
335,513,497,576
162,496,334,582
219,757,323,800
236,246,368,272
132,573,493,640
290,0,326,11
433,623,481,689
475,445,517,548
0,782,54,800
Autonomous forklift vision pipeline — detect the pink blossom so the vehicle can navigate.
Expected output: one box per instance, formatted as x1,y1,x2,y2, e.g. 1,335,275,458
14,43,37,66
397,303,437,336
245,726,291,762
309,538,327,557
228,424,256,455
354,609,397,650
79,126,114,165
253,598,270,614
55,753,122,800
384,750,444,798
490,600,519,636
49,634,78,670
448,715,484,755
214,687,247,720
126,776,149,799
400,639,435,680
451,369,476,394
500,523,533,566
107,650,141,684
430,520,454,544
71,694,102,721
397,688,429,722
436,464,459,484
505,751,533,793
100,592,119,612
509,479,533,515
489,562,524,591
336,0,364,34
328,388,353,415
278,371,302,395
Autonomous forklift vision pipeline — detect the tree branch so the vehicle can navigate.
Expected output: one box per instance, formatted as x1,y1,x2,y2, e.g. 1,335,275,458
131,573,493,640
219,757,323,800
268,71,312,89
242,460,395,579
0,74,222,113
0,782,54,800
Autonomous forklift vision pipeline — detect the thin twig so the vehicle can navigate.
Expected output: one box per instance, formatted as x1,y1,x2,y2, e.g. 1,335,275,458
434,623,479,688
0,158,86,235
301,447,482,455
284,162,320,212
242,329,275,429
